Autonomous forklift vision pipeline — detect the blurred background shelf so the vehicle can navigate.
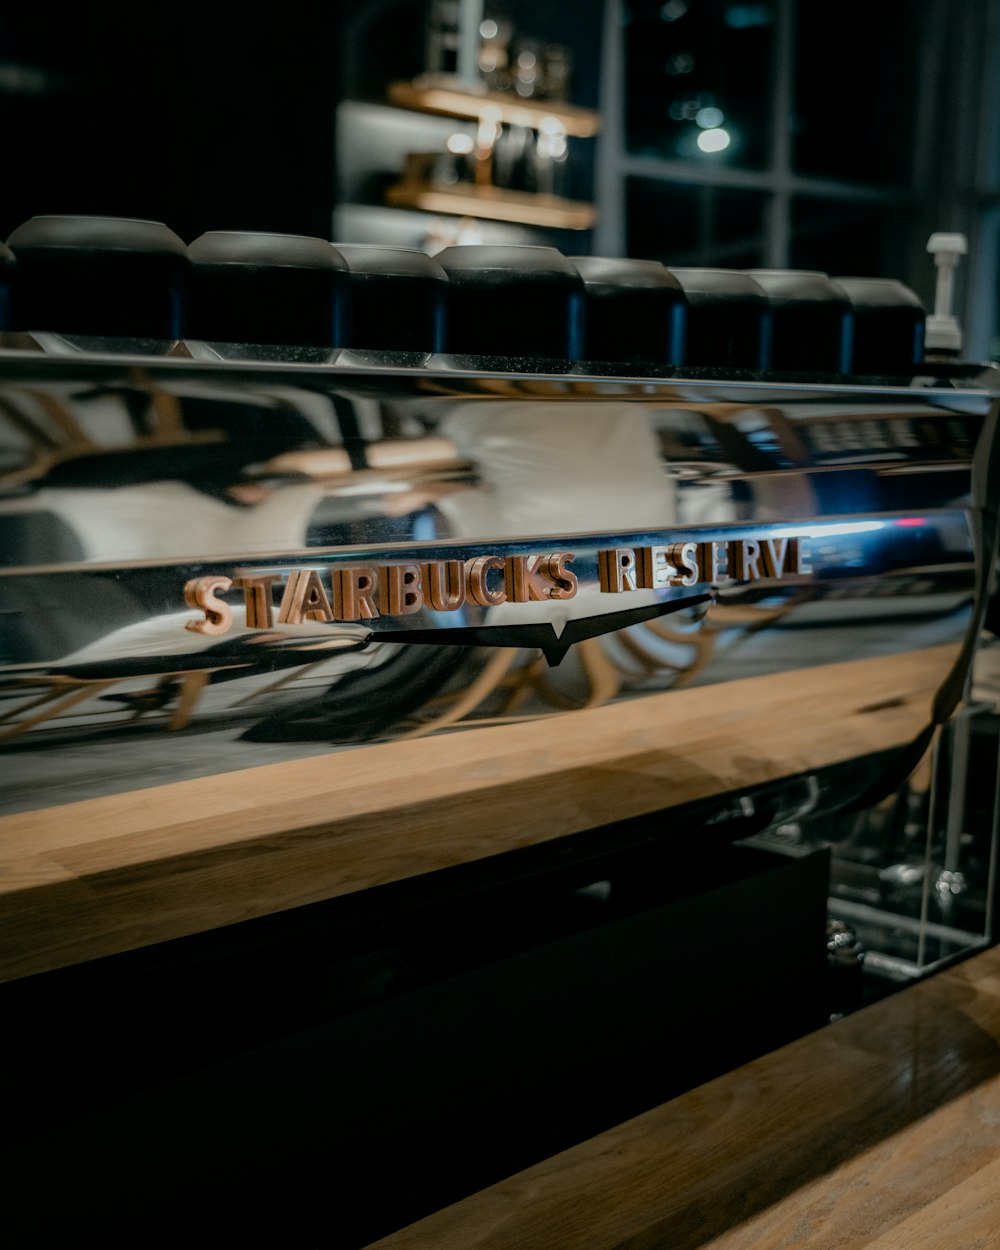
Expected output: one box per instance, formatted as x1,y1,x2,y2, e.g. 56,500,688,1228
385,179,596,228
334,98,598,251
387,78,601,136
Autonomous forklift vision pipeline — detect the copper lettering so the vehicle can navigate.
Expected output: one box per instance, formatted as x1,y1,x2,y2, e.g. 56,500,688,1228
233,574,280,629
466,555,507,606
381,564,424,616
504,555,529,602
697,541,726,584
638,545,697,589
599,548,638,593
728,539,762,582
184,576,234,636
759,539,787,578
278,570,334,624
332,566,380,620
183,535,810,637
635,547,660,589
666,542,699,587
543,552,577,599
504,553,573,602
421,560,467,611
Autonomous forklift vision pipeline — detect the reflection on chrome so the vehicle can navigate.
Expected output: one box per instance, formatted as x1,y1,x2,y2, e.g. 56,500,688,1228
0,346,996,830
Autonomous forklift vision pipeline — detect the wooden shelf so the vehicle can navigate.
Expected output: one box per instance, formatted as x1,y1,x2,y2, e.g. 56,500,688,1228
388,79,601,138
385,180,597,229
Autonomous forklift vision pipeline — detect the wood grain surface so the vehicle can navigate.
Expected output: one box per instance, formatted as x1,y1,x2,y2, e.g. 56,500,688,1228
367,944,1000,1250
0,645,953,983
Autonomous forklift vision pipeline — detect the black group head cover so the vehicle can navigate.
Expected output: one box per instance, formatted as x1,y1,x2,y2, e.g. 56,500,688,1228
5,215,188,340
746,270,854,374
833,277,925,375
434,244,585,363
568,256,687,368
668,268,773,370
333,245,448,354
0,242,14,332
187,231,349,349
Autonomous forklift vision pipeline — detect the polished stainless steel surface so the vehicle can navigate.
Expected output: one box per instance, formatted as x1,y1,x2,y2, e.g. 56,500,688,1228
1,338,997,813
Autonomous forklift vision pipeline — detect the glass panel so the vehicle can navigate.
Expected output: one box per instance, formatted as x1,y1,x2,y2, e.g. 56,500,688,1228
790,198,914,278
793,0,924,185
627,178,768,267
825,703,999,981
624,0,774,169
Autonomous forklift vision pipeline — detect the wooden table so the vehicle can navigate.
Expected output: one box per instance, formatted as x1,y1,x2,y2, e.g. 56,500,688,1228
368,942,1000,1250
0,645,950,983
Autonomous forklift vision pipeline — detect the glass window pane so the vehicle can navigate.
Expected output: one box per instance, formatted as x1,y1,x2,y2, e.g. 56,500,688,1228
794,0,924,185
628,178,768,267
624,0,774,170
790,198,915,278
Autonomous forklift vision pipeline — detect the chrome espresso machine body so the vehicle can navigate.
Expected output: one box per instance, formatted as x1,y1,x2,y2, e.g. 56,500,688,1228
0,225,995,821
0,220,998,1244
1,351,994,775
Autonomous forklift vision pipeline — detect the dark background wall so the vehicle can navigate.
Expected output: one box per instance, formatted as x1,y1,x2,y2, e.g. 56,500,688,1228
0,3,343,242
0,1,603,246
1,2,995,359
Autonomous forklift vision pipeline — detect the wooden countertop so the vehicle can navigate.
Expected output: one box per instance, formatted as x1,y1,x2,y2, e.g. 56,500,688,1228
368,942,1000,1250
0,645,952,983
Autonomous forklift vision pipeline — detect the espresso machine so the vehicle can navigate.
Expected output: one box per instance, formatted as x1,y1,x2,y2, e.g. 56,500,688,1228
0,218,996,1244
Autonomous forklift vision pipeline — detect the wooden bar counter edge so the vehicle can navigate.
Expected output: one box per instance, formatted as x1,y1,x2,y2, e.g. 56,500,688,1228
367,942,1000,1250
0,644,953,983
